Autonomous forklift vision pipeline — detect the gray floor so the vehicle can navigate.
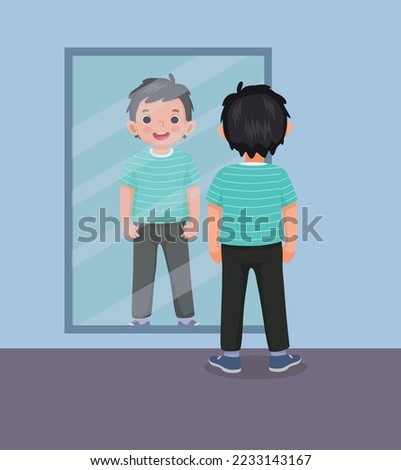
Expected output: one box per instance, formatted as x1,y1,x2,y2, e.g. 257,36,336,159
0,349,400,450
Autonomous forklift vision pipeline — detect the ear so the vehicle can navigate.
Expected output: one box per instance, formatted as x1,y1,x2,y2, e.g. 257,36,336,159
127,121,138,137
185,121,196,136
218,125,226,141
285,120,293,137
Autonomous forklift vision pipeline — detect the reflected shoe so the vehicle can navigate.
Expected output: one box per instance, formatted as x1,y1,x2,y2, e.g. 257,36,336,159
268,354,301,373
178,319,200,327
128,320,150,327
209,355,241,374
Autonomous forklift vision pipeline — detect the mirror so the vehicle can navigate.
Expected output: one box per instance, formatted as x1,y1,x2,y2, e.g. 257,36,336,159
65,47,272,332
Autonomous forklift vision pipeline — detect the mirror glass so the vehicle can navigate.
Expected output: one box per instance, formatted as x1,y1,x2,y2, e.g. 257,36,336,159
66,48,271,332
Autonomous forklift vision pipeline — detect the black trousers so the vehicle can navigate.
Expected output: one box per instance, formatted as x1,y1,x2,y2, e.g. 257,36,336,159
221,242,290,352
132,223,195,319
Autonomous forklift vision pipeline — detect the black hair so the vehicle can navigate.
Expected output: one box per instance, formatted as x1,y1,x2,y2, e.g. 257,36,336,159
127,73,193,121
221,82,290,158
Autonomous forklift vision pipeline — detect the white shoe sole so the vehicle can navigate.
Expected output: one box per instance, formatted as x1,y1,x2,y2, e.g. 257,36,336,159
269,358,302,373
209,359,241,374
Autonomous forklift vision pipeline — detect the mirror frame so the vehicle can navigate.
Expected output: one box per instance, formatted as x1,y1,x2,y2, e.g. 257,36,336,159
64,47,272,333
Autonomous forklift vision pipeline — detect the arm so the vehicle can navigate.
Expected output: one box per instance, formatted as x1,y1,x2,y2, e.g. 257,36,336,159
120,185,139,239
208,203,223,263
182,185,200,239
282,202,298,263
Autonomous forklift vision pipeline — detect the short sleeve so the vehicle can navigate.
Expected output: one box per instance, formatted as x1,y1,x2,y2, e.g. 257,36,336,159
206,171,224,207
185,156,201,188
119,158,136,189
280,170,297,207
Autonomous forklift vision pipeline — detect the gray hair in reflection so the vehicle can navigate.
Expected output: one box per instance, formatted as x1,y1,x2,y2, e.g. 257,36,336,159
126,73,194,121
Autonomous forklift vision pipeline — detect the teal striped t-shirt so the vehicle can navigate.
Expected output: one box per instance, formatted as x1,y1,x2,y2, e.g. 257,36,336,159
206,163,297,246
119,148,200,223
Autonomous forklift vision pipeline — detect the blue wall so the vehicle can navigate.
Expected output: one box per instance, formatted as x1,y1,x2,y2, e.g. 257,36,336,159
1,0,400,348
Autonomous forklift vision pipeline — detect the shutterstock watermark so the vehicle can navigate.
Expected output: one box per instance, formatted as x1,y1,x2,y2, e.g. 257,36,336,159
77,207,324,244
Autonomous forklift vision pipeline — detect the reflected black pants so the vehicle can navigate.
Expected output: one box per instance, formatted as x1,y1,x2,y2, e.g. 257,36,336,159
132,223,195,319
221,242,290,352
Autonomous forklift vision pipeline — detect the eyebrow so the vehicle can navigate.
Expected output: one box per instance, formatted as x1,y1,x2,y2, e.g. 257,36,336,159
172,109,180,113
142,109,150,112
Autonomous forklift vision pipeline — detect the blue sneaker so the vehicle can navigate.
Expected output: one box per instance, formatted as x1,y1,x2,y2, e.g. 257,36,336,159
128,319,150,327
268,354,301,373
209,355,241,374
178,319,200,327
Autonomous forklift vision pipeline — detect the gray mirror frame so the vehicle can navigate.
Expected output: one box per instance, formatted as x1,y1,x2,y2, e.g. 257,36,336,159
65,47,272,333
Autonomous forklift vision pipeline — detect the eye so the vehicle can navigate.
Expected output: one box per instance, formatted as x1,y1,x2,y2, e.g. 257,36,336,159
141,115,151,124
170,115,180,124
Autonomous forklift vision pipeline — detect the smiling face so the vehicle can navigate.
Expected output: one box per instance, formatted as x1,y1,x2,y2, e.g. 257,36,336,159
128,98,196,150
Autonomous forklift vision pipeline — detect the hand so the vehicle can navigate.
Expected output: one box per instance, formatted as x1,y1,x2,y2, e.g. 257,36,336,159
181,222,198,240
282,243,296,263
127,223,140,239
209,246,222,263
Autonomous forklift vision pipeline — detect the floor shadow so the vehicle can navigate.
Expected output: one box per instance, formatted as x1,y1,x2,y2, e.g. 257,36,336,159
204,354,308,380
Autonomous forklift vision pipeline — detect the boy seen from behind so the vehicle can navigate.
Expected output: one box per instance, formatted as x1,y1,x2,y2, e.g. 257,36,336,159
207,82,301,373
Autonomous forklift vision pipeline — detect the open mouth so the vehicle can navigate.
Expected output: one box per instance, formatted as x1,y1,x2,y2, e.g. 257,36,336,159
153,132,170,141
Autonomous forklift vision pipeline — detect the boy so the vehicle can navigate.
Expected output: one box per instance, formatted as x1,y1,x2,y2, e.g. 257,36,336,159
119,74,200,327
207,82,301,373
